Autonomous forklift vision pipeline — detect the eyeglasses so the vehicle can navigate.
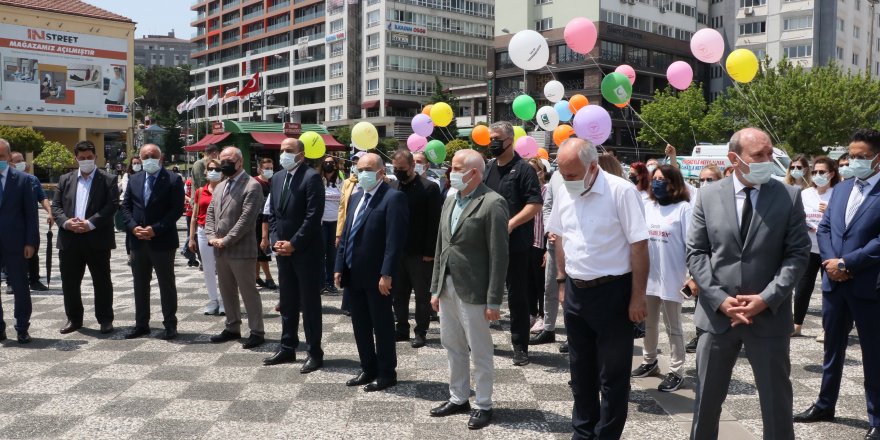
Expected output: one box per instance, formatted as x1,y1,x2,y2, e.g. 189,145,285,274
699,178,715,183
206,167,219,171
811,170,828,176
789,165,805,170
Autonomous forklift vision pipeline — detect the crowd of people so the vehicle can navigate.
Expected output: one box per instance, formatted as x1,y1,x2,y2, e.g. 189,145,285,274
0,125,878,438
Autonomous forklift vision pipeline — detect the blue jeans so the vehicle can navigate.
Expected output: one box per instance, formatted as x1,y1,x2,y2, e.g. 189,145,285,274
321,221,337,288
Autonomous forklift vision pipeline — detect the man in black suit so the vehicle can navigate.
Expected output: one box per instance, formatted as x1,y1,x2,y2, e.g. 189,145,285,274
264,138,326,373
119,144,185,340
51,140,119,334
335,152,408,392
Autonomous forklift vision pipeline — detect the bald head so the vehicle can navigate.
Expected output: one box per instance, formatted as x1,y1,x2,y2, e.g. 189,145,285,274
729,128,772,155
280,138,303,154
727,127,774,185
557,138,598,184
357,152,383,171
139,144,162,160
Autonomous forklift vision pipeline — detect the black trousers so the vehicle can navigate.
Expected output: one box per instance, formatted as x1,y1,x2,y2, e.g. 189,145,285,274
131,247,178,329
59,247,114,325
392,254,433,337
349,284,397,380
793,252,822,325
27,252,39,283
277,255,324,359
564,273,633,440
507,250,532,351
527,246,545,317
0,245,32,333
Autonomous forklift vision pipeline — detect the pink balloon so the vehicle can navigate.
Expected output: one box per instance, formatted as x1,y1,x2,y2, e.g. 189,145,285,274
514,135,539,158
666,61,694,90
564,18,598,55
407,133,427,152
572,105,611,145
690,28,725,64
615,65,636,85
411,113,434,137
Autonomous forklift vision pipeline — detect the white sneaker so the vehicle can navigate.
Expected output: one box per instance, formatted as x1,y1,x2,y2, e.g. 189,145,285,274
816,330,825,342
204,300,219,315
530,317,544,333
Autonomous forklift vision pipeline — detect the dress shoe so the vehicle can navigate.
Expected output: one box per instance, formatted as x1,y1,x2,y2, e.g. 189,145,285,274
395,332,410,342
241,334,265,349
430,401,471,417
0,331,6,341
274,302,281,312
364,377,397,392
100,323,114,334
793,404,835,423
685,336,699,353
161,328,178,340
264,279,278,290
467,408,493,430
529,330,555,345
124,327,150,339
559,342,569,353
866,427,880,440
411,334,427,348
17,332,31,344
346,371,376,387
263,349,296,366
59,321,82,334
300,356,323,374
29,280,48,291
256,277,266,288
209,330,241,343
512,349,529,366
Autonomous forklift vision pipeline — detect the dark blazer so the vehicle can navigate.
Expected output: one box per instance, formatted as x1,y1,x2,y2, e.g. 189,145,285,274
335,182,408,290
391,175,443,257
51,169,119,251
0,169,39,251
268,164,325,259
120,168,185,251
817,177,880,297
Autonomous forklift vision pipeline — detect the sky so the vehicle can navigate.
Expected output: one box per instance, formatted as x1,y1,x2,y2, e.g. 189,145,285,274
84,0,195,39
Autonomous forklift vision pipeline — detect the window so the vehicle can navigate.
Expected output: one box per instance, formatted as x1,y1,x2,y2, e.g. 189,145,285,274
536,0,552,4
854,26,860,38
600,41,623,62
535,18,553,31
739,21,766,35
330,19,344,33
366,32,380,50
366,10,380,28
711,16,724,29
366,79,380,96
602,10,625,26
626,47,648,67
329,83,344,99
852,53,859,66
651,51,672,69
366,55,380,72
675,2,696,17
330,42,344,57
783,15,812,30
783,44,812,58
557,44,586,63
627,16,650,32
739,0,765,6
329,105,343,121
838,18,845,32
837,46,845,60
330,62,343,78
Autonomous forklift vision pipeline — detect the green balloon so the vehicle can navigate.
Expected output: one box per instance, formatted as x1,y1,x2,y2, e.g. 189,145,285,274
601,72,632,105
425,139,447,164
512,94,537,120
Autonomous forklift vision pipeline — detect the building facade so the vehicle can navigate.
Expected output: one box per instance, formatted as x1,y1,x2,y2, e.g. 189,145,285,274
134,31,196,68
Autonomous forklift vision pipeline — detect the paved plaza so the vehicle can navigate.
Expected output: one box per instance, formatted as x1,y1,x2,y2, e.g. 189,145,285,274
0,215,871,439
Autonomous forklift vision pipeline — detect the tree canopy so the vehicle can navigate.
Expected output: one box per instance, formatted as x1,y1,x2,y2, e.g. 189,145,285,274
426,76,460,143
0,126,46,153
635,85,730,153
33,141,76,176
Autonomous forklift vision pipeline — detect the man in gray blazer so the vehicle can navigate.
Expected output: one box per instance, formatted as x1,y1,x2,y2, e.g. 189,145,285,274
687,128,811,440
206,147,266,349
428,149,509,430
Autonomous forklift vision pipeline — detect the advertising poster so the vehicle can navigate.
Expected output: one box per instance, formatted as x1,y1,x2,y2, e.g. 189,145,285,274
0,23,129,119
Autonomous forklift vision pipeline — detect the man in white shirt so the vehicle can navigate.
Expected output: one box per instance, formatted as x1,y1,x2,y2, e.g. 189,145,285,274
548,138,649,439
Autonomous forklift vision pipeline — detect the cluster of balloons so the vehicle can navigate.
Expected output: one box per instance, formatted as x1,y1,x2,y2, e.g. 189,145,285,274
407,103,454,163
690,28,759,83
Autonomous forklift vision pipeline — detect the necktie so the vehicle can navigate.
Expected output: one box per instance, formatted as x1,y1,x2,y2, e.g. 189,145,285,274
281,173,293,204
845,180,869,226
740,187,753,241
145,174,156,204
345,192,372,268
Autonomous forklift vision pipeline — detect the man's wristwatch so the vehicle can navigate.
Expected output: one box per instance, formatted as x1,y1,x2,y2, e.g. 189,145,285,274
837,259,846,272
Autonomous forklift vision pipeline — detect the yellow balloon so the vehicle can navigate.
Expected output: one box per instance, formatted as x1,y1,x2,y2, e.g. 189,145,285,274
726,49,759,83
351,121,378,150
429,102,454,127
300,131,326,159
513,126,527,142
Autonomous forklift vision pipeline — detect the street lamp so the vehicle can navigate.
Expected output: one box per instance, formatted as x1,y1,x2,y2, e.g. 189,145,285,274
868,0,879,77
125,97,143,160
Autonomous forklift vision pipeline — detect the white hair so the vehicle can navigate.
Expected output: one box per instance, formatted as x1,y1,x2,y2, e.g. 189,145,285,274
221,146,243,160
454,149,486,175
561,138,598,166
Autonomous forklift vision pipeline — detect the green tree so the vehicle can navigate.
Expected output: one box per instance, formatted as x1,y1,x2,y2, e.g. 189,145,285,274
0,126,46,153
426,76,460,143
139,65,192,125
332,126,352,149
636,85,731,153
33,141,76,177
376,137,401,160
445,139,471,159
163,125,184,158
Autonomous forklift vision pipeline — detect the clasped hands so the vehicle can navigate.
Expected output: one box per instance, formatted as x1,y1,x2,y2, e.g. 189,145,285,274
132,225,155,240
823,258,850,282
272,240,295,256
720,295,768,327
64,217,91,234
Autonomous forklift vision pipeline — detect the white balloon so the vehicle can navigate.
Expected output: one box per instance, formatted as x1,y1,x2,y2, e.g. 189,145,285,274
543,80,565,103
508,30,549,71
535,106,560,131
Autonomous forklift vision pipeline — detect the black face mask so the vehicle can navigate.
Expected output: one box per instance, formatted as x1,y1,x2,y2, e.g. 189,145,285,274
628,174,639,185
322,162,336,172
220,159,237,177
489,139,507,157
394,169,409,182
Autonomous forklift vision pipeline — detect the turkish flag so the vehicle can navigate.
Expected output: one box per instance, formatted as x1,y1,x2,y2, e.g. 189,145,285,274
237,72,260,97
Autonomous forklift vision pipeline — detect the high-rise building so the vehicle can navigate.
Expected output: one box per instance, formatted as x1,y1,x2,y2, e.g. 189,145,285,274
134,31,196,68
189,0,494,143
492,0,708,159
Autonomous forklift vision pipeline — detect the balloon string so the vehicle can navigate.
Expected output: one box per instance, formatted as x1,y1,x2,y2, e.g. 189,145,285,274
546,65,556,81
746,86,783,145
717,62,782,145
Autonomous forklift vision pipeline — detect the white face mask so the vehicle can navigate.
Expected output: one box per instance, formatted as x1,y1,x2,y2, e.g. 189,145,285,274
79,159,96,174
646,164,657,175
449,170,472,191
142,158,161,174
206,170,222,182
838,165,854,179
357,170,381,191
262,169,274,179
279,152,301,170
14,162,26,172
563,166,596,196
735,153,774,185
849,154,878,180
414,164,425,175
132,164,142,172
812,174,829,188
789,169,804,180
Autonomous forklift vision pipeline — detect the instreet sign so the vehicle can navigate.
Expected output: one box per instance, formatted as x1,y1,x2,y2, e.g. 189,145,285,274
284,122,302,136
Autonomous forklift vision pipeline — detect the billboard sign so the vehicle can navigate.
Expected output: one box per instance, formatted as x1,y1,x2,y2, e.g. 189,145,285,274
0,23,129,119
386,23,428,35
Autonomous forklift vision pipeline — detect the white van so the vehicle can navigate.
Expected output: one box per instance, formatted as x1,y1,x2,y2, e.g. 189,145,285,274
676,144,792,181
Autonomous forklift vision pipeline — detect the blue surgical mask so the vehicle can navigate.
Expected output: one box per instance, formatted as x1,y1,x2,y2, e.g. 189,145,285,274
14,162,26,172
414,164,425,175
357,170,380,191
0,160,7,172
651,180,670,204
811,174,829,188
839,165,855,179
279,152,301,170
849,154,878,180
142,158,161,174
789,169,804,180
735,153,774,185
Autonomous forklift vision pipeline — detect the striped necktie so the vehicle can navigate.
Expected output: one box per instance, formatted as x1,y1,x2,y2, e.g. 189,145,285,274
845,179,869,227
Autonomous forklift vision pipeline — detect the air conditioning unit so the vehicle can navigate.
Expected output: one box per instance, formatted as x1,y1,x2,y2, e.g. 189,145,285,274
745,6,754,16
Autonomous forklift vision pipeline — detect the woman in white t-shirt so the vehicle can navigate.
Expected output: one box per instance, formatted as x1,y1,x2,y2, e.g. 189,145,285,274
792,156,839,337
631,165,694,393
321,156,343,294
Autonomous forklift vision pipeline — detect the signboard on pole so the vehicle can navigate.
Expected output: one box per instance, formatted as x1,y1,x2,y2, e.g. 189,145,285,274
211,121,224,135
283,122,302,136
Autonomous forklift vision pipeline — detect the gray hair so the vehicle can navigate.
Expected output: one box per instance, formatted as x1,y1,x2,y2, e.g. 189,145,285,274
489,121,514,139
561,137,598,167
221,146,243,160
140,143,162,157
454,149,486,175
0,138,9,156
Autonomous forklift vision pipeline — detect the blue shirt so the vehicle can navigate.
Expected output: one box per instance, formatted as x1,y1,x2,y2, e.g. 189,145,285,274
450,190,475,233
27,174,47,203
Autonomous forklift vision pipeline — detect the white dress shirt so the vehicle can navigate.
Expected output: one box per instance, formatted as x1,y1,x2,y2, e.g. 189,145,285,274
75,169,97,230
732,175,760,225
845,171,880,227
547,171,649,281
351,182,380,223
0,167,8,189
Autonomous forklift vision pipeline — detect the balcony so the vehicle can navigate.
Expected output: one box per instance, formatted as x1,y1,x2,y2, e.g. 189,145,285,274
222,17,240,27
366,89,380,96
330,50,344,58
267,20,291,32
222,35,240,44
243,28,264,38
222,0,240,10
330,70,343,78
268,0,291,13
243,8,264,21
294,74,325,85
294,11,321,24
268,78,289,89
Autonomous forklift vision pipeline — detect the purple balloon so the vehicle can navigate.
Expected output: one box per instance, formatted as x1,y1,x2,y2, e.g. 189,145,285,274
407,133,427,152
572,104,612,145
411,113,434,137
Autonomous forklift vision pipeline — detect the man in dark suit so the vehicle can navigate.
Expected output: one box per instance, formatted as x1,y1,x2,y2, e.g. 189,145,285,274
0,138,39,343
335,152,408,392
264,138,325,373
795,129,880,440
51,140,119,335
687,128,810,440
119,144,184,340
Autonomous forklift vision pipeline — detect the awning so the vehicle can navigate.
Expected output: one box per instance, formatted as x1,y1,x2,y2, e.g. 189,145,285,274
361,100,380,109
184,132,231,152
321,134,345,150
249,132,291,149
384,99,421,108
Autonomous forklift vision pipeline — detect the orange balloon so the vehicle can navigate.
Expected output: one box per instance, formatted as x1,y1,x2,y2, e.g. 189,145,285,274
614,100,629,109
569,94,589,114
471,125,490,146
422,104,433,115
553,124,575,147
536,147,549,160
